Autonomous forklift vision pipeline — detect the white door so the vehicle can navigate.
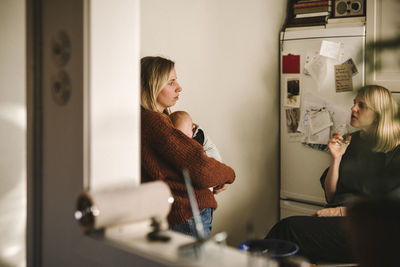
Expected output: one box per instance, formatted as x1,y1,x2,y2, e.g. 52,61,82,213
366,0,400,92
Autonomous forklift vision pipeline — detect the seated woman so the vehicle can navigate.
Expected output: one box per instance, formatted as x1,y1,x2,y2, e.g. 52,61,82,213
140,56,235,238
265,85,400,263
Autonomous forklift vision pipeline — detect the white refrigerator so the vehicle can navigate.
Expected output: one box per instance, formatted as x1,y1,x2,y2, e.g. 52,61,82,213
279,26,366,218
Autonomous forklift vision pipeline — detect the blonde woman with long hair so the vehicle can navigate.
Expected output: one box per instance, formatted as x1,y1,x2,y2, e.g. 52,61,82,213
266,85,400,263
140,56,235,238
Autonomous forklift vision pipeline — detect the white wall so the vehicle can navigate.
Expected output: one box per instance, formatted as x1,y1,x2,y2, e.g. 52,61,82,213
141,0,287,245
0,0,26,266
89,0,141,190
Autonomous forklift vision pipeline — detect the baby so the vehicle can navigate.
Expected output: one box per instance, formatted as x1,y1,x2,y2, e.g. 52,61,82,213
169,111,222,162
170,111,223,193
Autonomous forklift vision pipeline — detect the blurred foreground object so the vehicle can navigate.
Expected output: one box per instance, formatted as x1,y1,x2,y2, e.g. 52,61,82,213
75,181,173,232
345,197,400,267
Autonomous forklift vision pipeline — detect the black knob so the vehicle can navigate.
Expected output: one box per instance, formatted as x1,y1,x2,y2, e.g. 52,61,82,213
351,2,361,11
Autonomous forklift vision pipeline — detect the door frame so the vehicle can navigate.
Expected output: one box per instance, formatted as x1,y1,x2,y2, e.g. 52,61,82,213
26,1,156,266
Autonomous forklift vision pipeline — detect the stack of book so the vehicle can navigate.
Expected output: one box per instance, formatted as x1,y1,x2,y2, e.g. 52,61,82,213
326,16,366,28
286,0,332,29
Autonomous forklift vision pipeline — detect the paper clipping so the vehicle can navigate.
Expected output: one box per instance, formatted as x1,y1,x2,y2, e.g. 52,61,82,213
297,93,351,150
342,58,359,76
300,109,332,145
285,108,303,142
309,108,333,135
285,77,301,108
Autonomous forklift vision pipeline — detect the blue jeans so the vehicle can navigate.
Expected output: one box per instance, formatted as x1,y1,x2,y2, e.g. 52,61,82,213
170,208,213,238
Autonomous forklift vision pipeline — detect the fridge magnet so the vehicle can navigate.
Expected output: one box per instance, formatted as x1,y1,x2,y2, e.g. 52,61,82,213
342,58,359,76
334,64,353,92
282,54,300,74
285,77,301,108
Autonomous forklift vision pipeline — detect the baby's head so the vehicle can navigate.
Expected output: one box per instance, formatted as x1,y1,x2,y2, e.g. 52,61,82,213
170,111,194,138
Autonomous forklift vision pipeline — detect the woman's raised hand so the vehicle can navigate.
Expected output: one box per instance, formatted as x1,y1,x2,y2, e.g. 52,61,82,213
328,132,352,159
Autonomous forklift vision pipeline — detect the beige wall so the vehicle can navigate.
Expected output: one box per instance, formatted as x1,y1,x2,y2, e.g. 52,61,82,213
141,0,287,245
0,0,26,266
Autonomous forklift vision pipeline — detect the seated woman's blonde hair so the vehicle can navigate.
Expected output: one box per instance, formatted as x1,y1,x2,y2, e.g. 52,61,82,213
357,85,400,153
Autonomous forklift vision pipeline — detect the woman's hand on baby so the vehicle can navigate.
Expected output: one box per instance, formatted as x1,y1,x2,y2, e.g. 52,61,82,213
314,206,346,217
328,132,352,159
213,184,229,194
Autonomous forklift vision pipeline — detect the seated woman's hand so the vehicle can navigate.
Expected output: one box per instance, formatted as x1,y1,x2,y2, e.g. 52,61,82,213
328,132,352,159
314,206,346,217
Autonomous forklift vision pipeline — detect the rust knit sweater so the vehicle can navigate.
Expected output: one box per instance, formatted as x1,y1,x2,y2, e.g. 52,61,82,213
141,108,235,226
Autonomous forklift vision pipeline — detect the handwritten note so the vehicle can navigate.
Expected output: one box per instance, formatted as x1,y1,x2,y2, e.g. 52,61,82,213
334,64,353,92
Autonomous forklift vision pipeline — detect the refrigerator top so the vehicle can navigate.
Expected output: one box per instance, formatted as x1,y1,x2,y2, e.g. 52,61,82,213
281,26,365,41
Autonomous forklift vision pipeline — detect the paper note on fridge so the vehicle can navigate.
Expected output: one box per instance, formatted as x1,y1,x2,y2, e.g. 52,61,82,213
309,109,333,135
319,40,344,61
303,54,326,82
334,64,353,92
342,58,359,76
303,51,319,76
307,127,330,145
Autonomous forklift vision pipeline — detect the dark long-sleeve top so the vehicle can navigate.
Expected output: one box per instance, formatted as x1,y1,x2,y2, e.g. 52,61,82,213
141,108,235,226
320,131,400,206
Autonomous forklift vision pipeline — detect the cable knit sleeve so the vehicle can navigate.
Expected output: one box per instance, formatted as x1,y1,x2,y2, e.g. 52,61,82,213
142,109,235,189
